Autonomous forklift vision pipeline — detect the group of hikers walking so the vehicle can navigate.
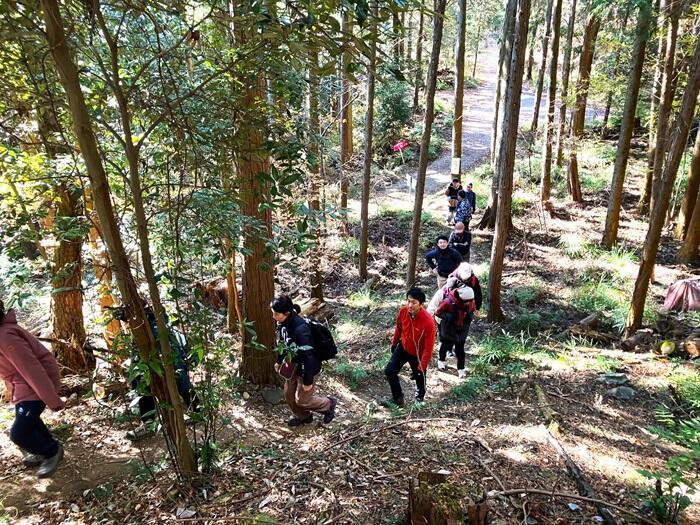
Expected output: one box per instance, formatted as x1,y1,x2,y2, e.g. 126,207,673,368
0,177,481,476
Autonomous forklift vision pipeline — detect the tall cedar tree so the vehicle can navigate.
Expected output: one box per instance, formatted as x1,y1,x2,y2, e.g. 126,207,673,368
530,0,554,134
359,3,378,280
555,0,577,169
489,0,532,322
602,2,652,249
627,33,700,334
339,8,353,233
406,0,447,286
539,0,563,210
675,129,700,240
452,0,468,177
412,3,425,113
40,0,196,474
308,50,325,299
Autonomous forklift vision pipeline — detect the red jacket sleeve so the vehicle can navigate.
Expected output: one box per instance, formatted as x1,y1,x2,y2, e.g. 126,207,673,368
419,314,436,372
1,330,63,410
391,308,404,348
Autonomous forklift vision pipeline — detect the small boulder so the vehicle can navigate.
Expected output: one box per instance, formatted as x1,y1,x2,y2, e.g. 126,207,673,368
596,373,629,386
607,386,636,400
261,387,283,405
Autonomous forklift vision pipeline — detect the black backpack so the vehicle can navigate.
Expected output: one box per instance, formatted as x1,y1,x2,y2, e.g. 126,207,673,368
304,317,338,361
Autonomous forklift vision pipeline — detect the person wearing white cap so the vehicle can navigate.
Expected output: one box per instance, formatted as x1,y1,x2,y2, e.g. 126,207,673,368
434,286,476,378
448,262,483,311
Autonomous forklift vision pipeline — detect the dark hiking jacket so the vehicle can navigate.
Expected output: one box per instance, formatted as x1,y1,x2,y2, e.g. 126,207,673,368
425,247,463,277
276,312,321,385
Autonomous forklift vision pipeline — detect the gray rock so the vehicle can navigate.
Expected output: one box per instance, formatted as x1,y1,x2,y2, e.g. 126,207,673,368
261,387,283,405
596,373,629,386
607,386,636,400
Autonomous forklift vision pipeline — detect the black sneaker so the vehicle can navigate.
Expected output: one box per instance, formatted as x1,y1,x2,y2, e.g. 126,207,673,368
323,397,337,424
287,415,313,427
380,397,404,408
37,444,64,478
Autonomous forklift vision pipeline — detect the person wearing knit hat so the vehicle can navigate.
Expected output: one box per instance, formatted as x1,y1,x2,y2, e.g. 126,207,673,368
434,286,476,378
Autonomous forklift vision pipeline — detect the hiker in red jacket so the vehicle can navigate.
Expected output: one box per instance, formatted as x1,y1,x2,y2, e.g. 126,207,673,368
0,300,65,478
381,288,436,407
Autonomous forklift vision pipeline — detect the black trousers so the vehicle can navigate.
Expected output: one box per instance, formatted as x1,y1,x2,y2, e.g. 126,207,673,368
439,339,466,370
10,401,59,457
384,344,426,402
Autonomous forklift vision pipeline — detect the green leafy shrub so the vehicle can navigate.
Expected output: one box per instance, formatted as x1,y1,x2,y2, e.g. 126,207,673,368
452,375,486,401
559,234,596,259
375,80,411,152
334,361,368,390
510,312,542,332
512,196,528,217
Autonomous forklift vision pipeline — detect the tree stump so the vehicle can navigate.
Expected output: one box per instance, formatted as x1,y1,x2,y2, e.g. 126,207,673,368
408,471,488,525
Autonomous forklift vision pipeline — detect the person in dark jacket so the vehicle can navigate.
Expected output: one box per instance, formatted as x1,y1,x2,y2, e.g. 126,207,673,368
0,300,65,478
435,286,475,378
272,295,336,427
444,178,462,224
454,190,472,228
465,183,476,214
448,222,471,261
449,263,483,311
425,235,463,288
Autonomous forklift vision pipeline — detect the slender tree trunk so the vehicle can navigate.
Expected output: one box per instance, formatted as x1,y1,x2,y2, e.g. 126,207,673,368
677,188,700,262
407,12,414,64
601,5,631,130
601,5,652,249
308,50,325,298
412,2,425,113
525,22,538,82
571,15,600,137
452,0,468,177
483,0,518,229
393,11,401,64
40,0,196,474
472,22,481,78
566,14,600,203
491,0,518,165
639,0,666,214
539,0,563,210
555,0,577,168
489,0,532,322
339,9,353,232
530,0,554,134
649,0,681,214
359,3,377,281
626,34,700,335
406,0,447,286
675,128,700,239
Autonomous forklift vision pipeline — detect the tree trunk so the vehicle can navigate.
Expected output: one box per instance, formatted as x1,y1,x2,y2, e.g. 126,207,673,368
339,9,353,233
626,34,700,335
489,0,532,322
50,185,92,373
412,2,425,113
675,128,700,239
360,3,377,281
393,11,401,64
406,0,447,286
472,22,481,78
483,0,518,228
639,0,666,214
649,0,681,214
530,0,554,134
452,0,468,177
601,5,631,131
677,188,700,263
40,0,196,475
308,50,325,299
491,0,518,165
555,0,577,168
526,23,537,81
601,5,652,249
571,15,600,138
539,0,563,210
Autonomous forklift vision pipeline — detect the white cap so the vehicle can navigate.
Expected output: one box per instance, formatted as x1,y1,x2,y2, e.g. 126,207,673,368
457,286,474,301
456,262,473,281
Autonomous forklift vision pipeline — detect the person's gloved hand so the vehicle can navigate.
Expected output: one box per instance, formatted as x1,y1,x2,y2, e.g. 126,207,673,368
410,370,424,381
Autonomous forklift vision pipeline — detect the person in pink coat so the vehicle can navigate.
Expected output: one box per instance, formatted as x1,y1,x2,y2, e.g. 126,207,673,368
0,300,65,478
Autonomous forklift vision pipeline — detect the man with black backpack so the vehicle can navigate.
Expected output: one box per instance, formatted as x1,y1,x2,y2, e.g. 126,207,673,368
271,295,337,427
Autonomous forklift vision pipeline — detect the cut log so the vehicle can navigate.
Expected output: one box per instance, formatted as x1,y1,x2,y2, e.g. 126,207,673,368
683,334,700,358
194,276,241,309
619,328,655,352
578,313,599,329
569,324,618,343
298,297,334,322
534,383,560,433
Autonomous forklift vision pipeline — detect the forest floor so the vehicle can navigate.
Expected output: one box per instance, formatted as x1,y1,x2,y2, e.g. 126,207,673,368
1,45,698,525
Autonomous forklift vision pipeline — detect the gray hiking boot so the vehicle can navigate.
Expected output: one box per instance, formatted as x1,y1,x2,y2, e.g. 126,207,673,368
23,453,44,468
37,444,64,478
126,423,156,442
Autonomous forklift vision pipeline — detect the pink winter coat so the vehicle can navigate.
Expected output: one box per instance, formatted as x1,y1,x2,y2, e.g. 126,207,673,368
0,310,63,409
